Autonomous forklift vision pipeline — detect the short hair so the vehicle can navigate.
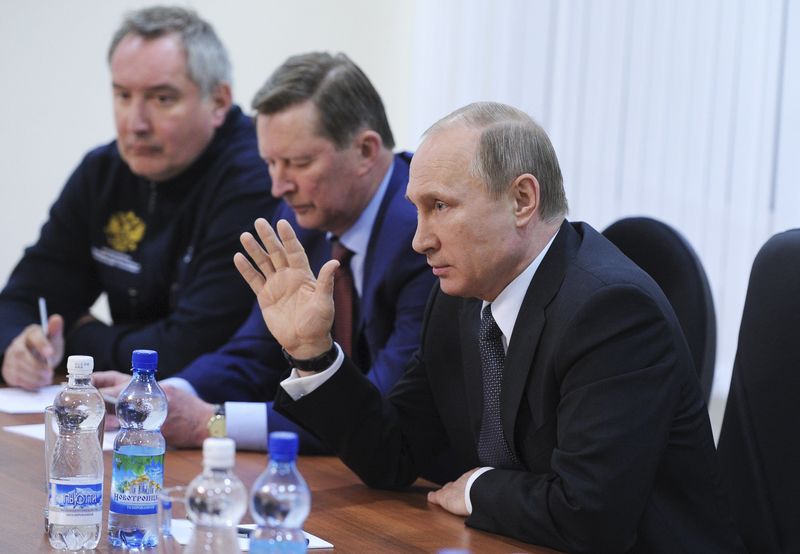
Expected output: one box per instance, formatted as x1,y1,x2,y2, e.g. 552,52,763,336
108,5,231,97
251,52,395,150
425,101,568,222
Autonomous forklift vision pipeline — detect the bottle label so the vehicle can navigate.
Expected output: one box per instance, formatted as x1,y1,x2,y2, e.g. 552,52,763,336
48,479,103,525
109,451,164,515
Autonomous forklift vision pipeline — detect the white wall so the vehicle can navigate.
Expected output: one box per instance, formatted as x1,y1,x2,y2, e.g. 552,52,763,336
0,0,416,283
2,1,798,437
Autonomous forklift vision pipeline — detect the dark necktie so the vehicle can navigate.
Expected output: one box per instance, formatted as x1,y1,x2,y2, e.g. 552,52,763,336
477,304,520,468
331,239,356,358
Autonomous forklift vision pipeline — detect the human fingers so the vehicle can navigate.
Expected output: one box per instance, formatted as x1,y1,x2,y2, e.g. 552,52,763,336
316,259,340,299
7,362,52,390
92,370,130,389
240,230,276,276
276,219,311,271
47,314,64,341
234,252,266,295
255,218,290,270
427,484,448,507
104,414,120,431
46,315,66,367
4,333,52,389
23,324,56,366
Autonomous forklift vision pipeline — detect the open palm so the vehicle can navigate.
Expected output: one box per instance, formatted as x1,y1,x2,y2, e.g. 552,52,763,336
234,218,338,359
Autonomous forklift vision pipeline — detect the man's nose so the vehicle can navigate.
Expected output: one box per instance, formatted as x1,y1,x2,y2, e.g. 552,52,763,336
128,99,151,134
412,217,436,254
269,164,296,198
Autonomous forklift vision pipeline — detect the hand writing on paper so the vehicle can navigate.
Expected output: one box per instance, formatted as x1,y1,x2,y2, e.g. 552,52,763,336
234,218,338,361
1,315,64,390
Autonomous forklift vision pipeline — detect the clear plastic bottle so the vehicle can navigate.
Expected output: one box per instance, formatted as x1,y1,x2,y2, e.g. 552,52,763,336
48,355,105,551
249,432,311,554
108,349,168,549
185,437,247,553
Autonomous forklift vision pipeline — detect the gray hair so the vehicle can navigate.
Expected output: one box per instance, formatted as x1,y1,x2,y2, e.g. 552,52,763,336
251,52,394,150
108,5,231,97
425,101,567,222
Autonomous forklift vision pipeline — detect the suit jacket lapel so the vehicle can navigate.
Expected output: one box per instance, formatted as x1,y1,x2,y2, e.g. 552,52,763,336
501,221,581,457
360,153,410,333
459,299,484,446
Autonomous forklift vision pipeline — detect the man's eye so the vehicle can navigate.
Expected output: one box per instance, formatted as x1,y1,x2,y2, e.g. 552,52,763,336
156,95,177,105
434,201,447,211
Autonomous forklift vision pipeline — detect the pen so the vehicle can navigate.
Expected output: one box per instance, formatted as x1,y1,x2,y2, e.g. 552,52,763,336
236,526,309,545
38,297,48,337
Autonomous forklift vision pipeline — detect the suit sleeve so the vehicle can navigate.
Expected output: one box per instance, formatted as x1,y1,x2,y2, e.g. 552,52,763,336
66,161,277,375
468,284,687,553
176,303,287,402
362,253,436,395
274,286,452,486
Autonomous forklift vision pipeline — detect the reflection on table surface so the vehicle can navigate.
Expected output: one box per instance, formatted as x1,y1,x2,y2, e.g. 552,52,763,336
0,409,558,553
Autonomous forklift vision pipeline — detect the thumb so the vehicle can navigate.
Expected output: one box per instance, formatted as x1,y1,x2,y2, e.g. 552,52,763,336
47,314,64,339
316,259,340,298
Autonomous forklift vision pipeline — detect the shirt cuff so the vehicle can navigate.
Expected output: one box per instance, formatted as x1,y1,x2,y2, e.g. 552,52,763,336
225,401,268,451
160,377,198,397
280,343,344,401
464,467,493,514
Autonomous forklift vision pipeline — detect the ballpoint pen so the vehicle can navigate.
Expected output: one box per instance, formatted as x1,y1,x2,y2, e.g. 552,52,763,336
237,526,309,545
38,297,48,337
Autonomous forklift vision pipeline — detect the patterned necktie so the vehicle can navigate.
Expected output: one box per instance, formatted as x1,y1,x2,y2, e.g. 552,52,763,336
331,239,356,357
477,304,520,468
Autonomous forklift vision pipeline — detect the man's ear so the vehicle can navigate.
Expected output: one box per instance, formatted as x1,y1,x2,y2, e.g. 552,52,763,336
209,82,233,128
511,173,540,227
353,130,383,176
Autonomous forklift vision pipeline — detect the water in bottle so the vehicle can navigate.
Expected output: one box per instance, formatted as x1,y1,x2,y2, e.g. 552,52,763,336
108,349,168,549
250,431,311,554
185,437,247,553
48,355,104,551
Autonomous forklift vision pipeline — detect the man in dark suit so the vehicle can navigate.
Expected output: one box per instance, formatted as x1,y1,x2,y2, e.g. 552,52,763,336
96,52,434,453
235,102,743,552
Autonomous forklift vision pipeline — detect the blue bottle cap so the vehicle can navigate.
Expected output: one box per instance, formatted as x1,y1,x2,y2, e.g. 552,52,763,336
268,431,299,462
131,349,158,371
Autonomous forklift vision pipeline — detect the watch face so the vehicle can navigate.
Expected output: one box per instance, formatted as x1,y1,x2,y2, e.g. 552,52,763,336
208,415,226,438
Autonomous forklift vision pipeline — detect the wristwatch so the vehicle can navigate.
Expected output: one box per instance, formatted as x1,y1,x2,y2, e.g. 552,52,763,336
207,403,226,438
281,343,338,373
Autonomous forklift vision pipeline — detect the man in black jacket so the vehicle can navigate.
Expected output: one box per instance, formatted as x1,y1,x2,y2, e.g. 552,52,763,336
235,102,744,552
0,6,275,387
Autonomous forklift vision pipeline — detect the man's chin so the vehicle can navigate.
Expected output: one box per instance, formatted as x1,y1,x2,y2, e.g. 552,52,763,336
437,277,467,298
127,163,175,183
293,210,324,231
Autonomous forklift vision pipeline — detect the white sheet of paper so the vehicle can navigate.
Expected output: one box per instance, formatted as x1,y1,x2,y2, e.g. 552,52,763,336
170,519,333,550
0,384,63,413
2,423,118,451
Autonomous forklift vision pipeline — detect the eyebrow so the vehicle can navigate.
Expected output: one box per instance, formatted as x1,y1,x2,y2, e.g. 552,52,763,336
112,83,181,94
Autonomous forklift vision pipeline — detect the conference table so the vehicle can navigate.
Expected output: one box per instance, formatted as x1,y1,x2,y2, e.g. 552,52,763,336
0,410,560,553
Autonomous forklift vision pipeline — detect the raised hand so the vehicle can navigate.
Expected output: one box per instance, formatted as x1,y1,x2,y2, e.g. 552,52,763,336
234,218,339,360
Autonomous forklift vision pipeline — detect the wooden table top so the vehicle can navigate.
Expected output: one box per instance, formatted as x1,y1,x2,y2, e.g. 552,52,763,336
0,411,559,553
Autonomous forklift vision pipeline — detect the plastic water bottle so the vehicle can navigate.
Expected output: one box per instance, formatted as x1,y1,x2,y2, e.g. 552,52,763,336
108,349,168,549
250,432,311,554
48,355,104,551
185,437,247,553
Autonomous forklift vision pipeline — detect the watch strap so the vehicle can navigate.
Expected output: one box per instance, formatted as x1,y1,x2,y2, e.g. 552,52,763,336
282,343,338,372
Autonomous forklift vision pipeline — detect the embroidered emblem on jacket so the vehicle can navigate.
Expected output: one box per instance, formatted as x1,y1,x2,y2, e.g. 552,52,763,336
104,211,145,252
